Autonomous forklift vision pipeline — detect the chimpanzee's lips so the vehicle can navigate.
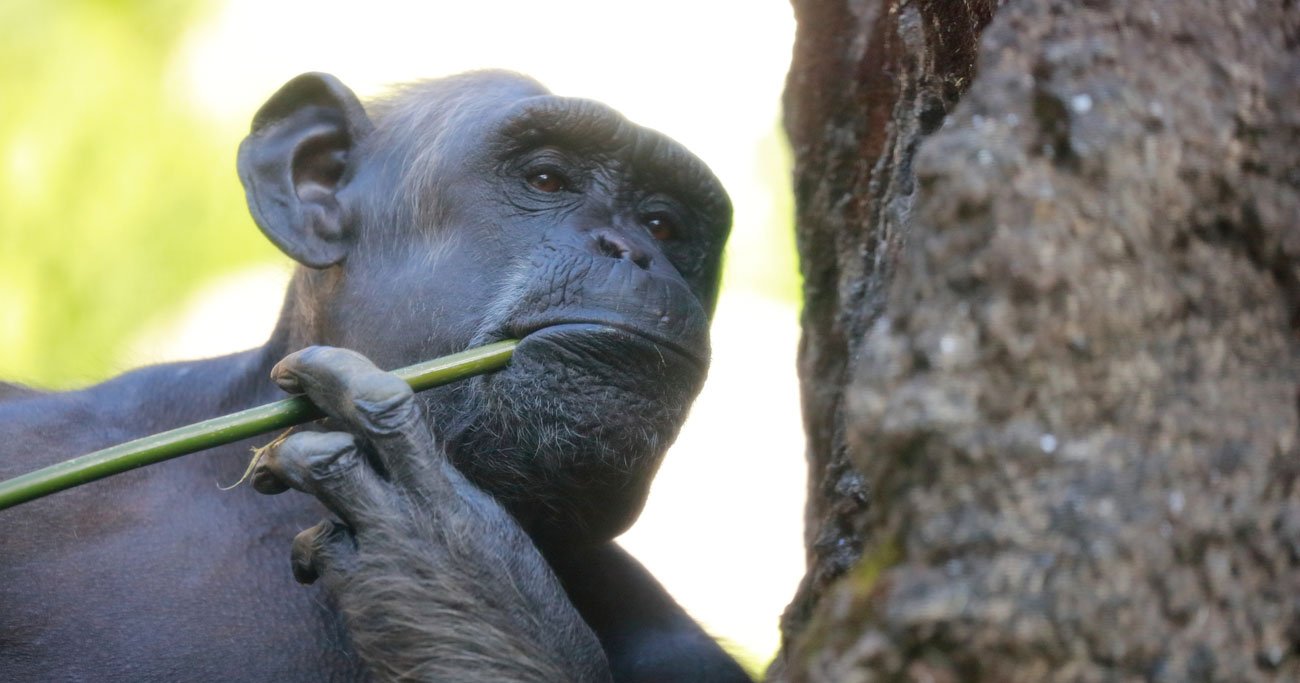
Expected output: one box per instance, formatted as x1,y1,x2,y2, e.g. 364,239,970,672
493,250,712,373
512,321,708,371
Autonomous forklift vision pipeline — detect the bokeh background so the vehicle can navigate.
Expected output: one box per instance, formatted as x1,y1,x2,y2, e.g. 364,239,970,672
0,0,804,669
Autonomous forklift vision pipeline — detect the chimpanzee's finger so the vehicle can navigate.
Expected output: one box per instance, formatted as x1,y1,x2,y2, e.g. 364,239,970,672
291,519,357,585
270,346,441,487
253,430,395,530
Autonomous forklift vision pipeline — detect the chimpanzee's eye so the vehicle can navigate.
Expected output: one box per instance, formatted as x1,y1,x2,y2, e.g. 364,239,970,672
642,213,678,241
527,170,568,193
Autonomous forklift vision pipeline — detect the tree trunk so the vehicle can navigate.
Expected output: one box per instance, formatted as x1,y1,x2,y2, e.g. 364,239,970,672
776,1,1300,680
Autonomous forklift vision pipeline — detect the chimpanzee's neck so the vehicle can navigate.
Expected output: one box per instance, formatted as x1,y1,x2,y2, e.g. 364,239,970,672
265,267,345,354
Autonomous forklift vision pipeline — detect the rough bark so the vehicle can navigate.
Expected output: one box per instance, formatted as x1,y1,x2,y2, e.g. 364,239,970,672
778,0,1300,681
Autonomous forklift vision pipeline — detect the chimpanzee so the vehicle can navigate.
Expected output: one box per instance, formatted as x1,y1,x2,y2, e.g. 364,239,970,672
0,71,750,682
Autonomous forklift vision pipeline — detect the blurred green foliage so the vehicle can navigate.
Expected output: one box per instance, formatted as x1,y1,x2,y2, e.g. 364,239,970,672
0,0,276,388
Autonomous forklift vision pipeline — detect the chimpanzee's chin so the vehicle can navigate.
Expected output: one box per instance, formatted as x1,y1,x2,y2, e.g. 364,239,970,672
440,322,707,533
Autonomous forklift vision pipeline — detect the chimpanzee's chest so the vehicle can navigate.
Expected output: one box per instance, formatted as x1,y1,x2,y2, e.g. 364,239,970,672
0,459,367,682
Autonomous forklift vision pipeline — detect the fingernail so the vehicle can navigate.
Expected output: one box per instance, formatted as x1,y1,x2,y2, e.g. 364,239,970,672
271,365,301,393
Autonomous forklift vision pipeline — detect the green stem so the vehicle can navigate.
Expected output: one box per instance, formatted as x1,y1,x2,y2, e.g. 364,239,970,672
0,340,517,511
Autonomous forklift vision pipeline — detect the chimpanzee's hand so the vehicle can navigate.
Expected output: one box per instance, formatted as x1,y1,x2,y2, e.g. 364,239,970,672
251,346,610,683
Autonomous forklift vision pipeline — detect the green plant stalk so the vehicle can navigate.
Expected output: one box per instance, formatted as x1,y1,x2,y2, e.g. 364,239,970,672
0,340,518,511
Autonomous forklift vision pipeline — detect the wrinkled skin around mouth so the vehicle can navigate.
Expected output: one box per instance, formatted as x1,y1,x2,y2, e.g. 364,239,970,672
426,246,712,543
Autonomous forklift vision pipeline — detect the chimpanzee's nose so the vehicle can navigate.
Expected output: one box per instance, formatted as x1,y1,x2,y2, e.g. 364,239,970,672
593,230,652,270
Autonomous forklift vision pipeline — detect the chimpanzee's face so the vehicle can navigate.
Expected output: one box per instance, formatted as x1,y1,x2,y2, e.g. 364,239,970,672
285,76,731,541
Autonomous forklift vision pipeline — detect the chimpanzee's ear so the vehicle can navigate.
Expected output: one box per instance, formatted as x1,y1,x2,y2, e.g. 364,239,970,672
237,73,374,269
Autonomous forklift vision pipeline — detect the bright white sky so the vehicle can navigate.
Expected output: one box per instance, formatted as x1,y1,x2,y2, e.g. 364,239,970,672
145,0,806,666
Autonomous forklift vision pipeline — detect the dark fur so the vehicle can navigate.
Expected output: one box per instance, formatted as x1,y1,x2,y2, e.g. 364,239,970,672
0,71,750,682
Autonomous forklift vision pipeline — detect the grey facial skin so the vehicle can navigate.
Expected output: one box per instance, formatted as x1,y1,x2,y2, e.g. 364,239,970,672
0,71,749,682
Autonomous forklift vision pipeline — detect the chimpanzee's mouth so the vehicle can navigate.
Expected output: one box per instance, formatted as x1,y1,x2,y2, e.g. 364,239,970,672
512,322,708,371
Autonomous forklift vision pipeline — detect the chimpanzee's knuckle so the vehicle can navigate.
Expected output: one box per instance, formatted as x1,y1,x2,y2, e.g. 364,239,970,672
295,432,362,481
350,374,418,434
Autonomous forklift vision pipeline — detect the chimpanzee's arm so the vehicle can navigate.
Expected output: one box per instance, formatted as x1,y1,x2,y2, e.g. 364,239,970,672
547,542,755,683
251,346,611,683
